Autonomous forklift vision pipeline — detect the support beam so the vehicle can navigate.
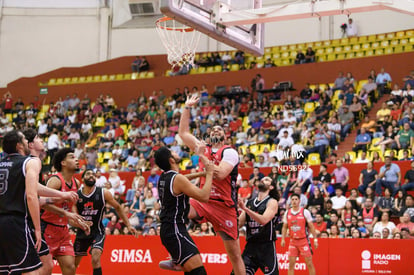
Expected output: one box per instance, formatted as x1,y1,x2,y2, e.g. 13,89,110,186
219,0,414,26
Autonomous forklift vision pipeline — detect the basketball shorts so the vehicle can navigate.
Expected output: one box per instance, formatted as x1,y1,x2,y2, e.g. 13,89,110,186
74,234,106,256
190,199,238,240
29,225,50,257
242,241,279,275
0,215,42,275
42,221,74,257
288,238,312,258
160,223,200,266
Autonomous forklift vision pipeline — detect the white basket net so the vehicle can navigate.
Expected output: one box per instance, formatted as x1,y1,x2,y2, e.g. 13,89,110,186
156,17,201,70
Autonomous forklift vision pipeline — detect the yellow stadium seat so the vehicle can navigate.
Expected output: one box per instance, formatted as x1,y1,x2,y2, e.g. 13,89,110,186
384,150,397,158
316,48,325,55
356,51,365,58
86,76,93,82
327,53,336,61
131,72,139,79
108,74,116,81
281,59,290,66
375,49,384,55
56,78,63,85
78,76,86,83
290,51,297,58
249,145,261,155
138,72,147,78
100,163,108,172
405,30,413,37
242,116,249,130
304,102,315,113
381,41,389,48
368,35,376,42
318,55,326,62
280,45,288,51
48,78,56,85
323,40,332,47
371,42,380,49
116,74,124,80
71,77,79,83
313,41,322,48
334,46,343,53
390,39,399,46
352,44,361,51
369,138,381,151
289,44,297,51
272,52,280,59
272,46,280,53
396,31,405,38
325,47,334,54
346,52,355,59
343,45,352,52
349,37,358,44
398,149,409,160
386,33,394,40
359,36,367,43
308,153,321,166
365,50,374,56
362,43,370,50
101,75,108,81
230,64,239,71
93,75,101,82
94,117,105,128
394,46,404,54
180,158,191,171
281,51,289,58
336,53,345,60
400,38,408,45
124,73,132,80
214,65,222,72
103,152,112,160
97,152,104,163
384,47,393,55
63,77,71,84
264,47,271,54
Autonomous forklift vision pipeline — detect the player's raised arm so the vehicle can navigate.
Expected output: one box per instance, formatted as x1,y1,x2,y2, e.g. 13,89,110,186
239,198,278,226
105,189,137,237
179,94,201,152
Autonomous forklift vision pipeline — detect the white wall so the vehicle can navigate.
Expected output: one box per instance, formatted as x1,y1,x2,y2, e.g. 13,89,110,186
0,7,414,87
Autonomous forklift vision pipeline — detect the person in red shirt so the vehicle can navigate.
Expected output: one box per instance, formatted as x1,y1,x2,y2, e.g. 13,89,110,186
396,213,414,235
238,179,252,204
313,213,327,237
282,194,318,275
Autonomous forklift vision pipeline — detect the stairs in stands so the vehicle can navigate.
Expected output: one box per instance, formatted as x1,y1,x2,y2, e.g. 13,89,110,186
335,96,389,158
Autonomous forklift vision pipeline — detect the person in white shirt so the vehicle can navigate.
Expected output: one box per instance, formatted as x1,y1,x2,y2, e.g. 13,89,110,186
278,130,294,150
94,170,108,188
297,162,313,193
331,188,347,212
286,186,308,208
355,151,370,163
346,18,358,37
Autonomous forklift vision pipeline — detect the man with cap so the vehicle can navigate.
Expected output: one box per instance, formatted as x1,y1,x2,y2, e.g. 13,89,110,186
74,169,137,275
375,156,401,196
237,177,280,274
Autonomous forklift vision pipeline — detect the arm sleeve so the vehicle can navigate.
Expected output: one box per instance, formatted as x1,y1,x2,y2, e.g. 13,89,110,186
303,209,313,222
221,148,239,167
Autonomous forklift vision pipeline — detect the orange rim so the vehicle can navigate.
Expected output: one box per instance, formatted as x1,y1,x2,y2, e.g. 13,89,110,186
155,17,194,32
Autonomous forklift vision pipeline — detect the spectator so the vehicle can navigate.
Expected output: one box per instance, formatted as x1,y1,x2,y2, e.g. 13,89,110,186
95,170,109,188
338,106,354,140
401,160,414,192
352,127,371,152
286,186,308,208
331,188,347,212
402,195,414,222
345,18,358,37
307,187,324,211
333,72,347,92
147,168,160,187
306,125,330,163
372,212,396,239
331,159,350,193
393,190,406,216
376,68,392,96
393,122,414,150
106,215,122,234
294,50,306,64
375,156,401,196
296,161,313,194
356,218,368,238
313,213,327,238
395,213,414,235
305,47,315,63
358,197,379,233
377,187,394,215
355,151,370,163
358,161,378,196
249,167,265,186
374,125,396,154
108,169,125,196
341,200,357,228
238,179,252,204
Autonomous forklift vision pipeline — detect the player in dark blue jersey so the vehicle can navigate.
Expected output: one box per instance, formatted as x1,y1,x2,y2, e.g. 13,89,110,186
238,176,280,275
74,169,137,275
155,146,214,275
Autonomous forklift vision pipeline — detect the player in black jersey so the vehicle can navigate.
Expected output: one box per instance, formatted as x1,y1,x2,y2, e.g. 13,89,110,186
155,146,214,275
0,130,43,275
74,169,137,275
23,128,80,275
237,176,280,275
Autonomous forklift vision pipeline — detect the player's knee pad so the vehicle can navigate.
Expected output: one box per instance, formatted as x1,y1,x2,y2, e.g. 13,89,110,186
184,266,207,275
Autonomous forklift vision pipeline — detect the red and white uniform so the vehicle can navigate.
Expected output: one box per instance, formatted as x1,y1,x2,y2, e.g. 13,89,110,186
362,207,375,227
191,145,239,239
41,173,78,257
284,207,313,258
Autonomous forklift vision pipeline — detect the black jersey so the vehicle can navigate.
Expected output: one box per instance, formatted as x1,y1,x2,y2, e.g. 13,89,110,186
0,153,32,216
76,186,105,239
245,195,278,242
158,170,189,224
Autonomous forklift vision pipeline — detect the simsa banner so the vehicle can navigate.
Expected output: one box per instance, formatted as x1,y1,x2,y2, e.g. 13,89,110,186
52,236,413,274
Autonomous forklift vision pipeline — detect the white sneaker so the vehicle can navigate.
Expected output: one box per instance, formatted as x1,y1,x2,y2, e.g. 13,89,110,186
159,260,182,271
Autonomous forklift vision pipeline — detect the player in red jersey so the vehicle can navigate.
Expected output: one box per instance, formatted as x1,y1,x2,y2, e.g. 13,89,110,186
41,148,89,275
281,193,318,275
177,95,245,275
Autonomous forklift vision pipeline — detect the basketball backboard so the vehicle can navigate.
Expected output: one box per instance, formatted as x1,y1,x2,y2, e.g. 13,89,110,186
160,0,264,56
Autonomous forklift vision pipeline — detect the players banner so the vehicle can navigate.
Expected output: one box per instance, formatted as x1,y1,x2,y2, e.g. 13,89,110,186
52,236,412,274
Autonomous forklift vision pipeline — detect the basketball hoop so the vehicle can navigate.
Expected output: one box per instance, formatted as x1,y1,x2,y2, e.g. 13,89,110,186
156,17,201,71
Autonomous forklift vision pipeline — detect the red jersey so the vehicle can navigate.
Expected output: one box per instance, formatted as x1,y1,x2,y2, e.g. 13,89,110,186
344,209,352,227
362,207,374,226
41,172,78,226
198,145,238,208
287,208,308,239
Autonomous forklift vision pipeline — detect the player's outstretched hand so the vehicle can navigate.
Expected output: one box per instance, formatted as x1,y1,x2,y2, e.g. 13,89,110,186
62,191,79,203
281,239,285,247
185,94,199,107
205,161,214,174
128,225,139,238
34,229,42,252
67,212,90,233
194,141,206,155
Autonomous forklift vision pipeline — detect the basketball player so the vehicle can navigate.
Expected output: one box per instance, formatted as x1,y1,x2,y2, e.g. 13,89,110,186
281,194,318,275
237,176,280,275
155,146,214,274
178,95,246,275
74,169,137,275
41,148,88,275
0,130,42,275
23,128,79,275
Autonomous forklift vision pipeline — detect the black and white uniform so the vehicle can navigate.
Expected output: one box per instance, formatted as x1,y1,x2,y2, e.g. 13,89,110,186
243,196,279,275
28,154,50,257
158,170,199,266
0,154,42,275
74,186,106,256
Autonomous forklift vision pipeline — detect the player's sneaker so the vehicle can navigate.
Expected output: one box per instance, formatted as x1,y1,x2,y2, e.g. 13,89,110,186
159,260,182,271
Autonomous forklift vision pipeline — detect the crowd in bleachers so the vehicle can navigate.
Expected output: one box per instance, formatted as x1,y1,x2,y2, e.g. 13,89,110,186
2,61,414,240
